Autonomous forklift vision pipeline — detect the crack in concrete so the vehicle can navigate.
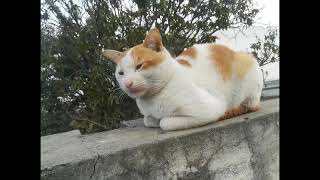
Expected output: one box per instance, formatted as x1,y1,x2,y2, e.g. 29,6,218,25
78,135,102,180
89,155,100,180
175,132,221,179
116,148,153,180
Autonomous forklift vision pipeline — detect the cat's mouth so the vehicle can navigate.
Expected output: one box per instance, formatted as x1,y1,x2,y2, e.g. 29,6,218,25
127,87,145,96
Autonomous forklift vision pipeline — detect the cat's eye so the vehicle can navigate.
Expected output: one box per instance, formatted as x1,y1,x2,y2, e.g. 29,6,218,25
135,63,143,71
118,71,124,75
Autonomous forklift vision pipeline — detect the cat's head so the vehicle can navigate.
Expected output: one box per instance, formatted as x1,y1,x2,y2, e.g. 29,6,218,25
102,28,173,98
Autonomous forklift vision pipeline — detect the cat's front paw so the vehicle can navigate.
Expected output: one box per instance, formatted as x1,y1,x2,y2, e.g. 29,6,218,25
159,118,178,131
143,116,160,128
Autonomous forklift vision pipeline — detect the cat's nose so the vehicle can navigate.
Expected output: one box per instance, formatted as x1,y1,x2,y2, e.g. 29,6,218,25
124,80,133,88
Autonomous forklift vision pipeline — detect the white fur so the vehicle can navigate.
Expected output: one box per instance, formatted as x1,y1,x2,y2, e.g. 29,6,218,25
116,44,263,131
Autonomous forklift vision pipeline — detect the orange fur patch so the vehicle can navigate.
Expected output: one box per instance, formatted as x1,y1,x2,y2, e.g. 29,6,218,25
218,104,260,121
116,52,126,60
143,28,163,51
233,52,254,79
177,59,191,67
209,44,235,81
131,44,164,70
180,47,197,59
102,50,128,63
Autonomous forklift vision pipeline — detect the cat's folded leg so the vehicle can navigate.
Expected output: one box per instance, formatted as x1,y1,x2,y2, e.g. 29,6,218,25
160,116,199,131
160,98,227,131
160,114,224,131
143,115,160,128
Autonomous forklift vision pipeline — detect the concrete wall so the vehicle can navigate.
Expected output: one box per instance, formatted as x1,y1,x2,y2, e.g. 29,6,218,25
41,99,279,180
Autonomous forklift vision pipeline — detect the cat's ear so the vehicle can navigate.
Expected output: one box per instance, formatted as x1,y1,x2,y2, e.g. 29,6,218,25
102,49,123,64
143,28,163,51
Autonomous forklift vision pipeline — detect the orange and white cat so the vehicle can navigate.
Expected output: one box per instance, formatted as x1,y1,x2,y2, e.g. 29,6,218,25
102,28,263,131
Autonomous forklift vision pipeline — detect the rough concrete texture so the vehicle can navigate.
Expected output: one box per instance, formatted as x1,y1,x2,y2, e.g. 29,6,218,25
41,98,279,180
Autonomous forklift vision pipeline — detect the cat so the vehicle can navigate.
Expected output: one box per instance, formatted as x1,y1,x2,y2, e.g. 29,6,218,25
102,28,263,131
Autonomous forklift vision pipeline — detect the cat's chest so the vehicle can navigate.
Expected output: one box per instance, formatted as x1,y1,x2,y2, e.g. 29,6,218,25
136,97,172,119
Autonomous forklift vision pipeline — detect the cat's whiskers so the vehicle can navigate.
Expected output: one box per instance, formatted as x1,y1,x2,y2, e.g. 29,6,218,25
119,91,127,102
111,87,129,103
111,87,123,96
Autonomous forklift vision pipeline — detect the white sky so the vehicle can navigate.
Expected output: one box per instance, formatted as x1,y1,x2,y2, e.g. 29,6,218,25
253,0,279,28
